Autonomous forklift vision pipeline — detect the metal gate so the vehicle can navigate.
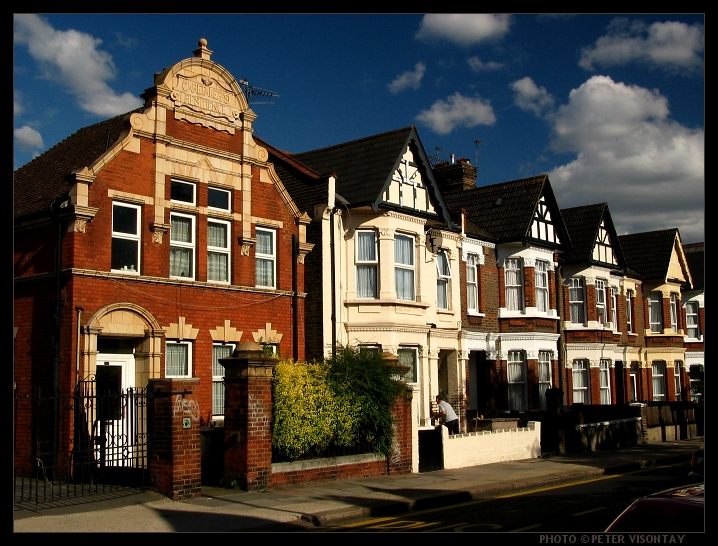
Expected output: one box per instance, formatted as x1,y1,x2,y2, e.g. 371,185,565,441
14,380,149,511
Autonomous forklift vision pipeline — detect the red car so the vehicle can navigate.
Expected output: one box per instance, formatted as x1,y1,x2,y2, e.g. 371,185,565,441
605,483,704,532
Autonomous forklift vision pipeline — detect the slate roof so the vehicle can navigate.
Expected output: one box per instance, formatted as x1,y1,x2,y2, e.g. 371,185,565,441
291,126,455,227
682,243,704,291
442,174,570,249
14,110,138,219
560,203,625,268
618,228,681,280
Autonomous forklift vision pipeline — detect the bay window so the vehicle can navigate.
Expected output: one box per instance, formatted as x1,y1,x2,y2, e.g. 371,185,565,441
599,359,611,404
648,292,663,333
569,278,586,324
356,230,378,298
535,260,549,312
596,279,606,324
572,359,590,404
507,350,527,412
436,249,451,310
395,234,415,301
504,258,523,311
466,254,479,313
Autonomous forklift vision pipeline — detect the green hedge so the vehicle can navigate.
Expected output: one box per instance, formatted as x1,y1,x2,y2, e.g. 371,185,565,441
271,346,405,460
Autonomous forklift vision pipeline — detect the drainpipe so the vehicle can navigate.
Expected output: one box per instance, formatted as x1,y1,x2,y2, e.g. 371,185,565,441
555,261,565,402
292,234,299,361
49,193,69,468
330,207,337,356
76,307,83,379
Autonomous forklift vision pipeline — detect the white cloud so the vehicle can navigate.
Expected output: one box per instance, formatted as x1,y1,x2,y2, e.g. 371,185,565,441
510,77,555,117
579,18,704,74
14,91,24,116
13,14,143,117
388,62,426,94
415,93,496,135
467,56,504,72
547,75,704,243
415,14,511,46
14,125,44,152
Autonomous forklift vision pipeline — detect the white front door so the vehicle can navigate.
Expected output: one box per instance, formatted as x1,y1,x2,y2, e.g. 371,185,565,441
95,354,136,465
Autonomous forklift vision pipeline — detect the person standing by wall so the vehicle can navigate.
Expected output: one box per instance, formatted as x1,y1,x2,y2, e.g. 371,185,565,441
432,394,459,435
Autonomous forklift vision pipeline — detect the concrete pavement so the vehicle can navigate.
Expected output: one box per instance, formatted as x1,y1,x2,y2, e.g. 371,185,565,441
13,437,703,532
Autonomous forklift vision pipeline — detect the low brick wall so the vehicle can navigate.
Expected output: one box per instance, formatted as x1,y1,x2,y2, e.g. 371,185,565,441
442,421,542,469
271,453,390,486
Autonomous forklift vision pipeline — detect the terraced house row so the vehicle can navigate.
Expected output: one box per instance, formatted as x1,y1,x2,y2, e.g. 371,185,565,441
14,40,704,450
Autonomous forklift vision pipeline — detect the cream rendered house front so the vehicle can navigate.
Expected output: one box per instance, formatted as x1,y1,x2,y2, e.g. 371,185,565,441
305,134,463,432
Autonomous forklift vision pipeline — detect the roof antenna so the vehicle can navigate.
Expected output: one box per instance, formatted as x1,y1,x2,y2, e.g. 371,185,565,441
238,79,279,107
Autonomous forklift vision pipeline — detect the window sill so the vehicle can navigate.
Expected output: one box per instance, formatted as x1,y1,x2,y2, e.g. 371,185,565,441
467,311,485,318
500,308,559,320
111,268,140,275
345,298,430,309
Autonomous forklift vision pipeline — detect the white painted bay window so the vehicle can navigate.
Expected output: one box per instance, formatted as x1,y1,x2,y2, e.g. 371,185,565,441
356,230,378,298
535,260,549,312
395,234,415,301
436,249,451,310
504,258,523,311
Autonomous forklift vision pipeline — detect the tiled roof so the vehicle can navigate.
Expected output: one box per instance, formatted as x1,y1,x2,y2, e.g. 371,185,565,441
442,174,569,248
293,126,416,207
560,203,625,267
14,111,137,219
618,228,680,280
683,243,704,290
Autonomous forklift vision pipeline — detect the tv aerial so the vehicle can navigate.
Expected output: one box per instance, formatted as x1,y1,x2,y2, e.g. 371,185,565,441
238,79,279,106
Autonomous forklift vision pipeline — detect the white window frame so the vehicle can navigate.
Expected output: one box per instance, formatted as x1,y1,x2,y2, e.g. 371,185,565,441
504,258,523,311
212,343,235,418
535,260,549,313
170,212,196,280
572,359,590,404
208,187,231,212
629,362,639,403
111,201,141,274
165,340,192,378
538,351,552,410
626,290,634,333
611,288,618,330
397,346,419,385
436,249,452,310
648,292,663,333
507,350,527,412
674,361,682,401
599,359,611,404
685,301,700,339
356,230,378,298
255,227,276,289
595,279,607,325
670,293,678,333
394,234,415,301
466,253,479,314
569,277,586,324
170,179,196,206
207,219,231,284
652,361,667,401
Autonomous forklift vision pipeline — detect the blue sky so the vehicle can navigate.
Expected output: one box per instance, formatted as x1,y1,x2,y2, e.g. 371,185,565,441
14,13,704,243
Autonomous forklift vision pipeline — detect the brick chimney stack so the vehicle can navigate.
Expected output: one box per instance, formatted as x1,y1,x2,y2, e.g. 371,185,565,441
433,158,477,192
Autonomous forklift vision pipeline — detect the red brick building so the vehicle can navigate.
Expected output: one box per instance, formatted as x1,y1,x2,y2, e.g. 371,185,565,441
13,39,314,463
